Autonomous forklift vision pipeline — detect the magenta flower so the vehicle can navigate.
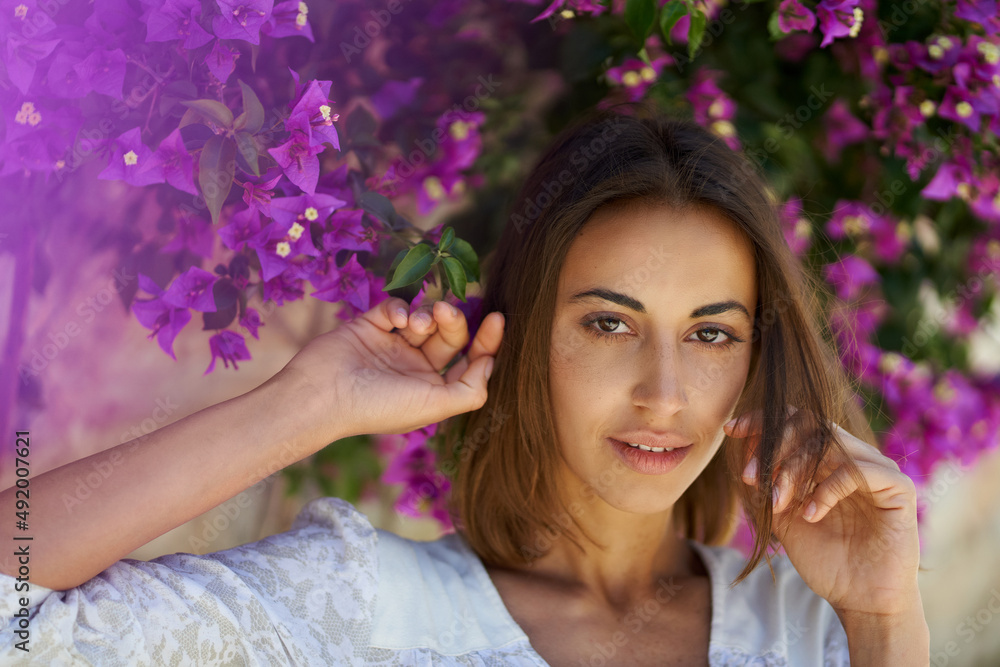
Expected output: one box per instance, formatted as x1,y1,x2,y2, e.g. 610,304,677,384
955,0,999,23
261,0,314,41
778,0,816,33
323,209,381,255
286,79,341,151
147,128,197,195
823,254,879,301
204,330,252,374
3,33,60,94
938,87,982,132
381,423,452,527
143,0,214,48
815,0,862,49
211,0,273,44
605,55,671,103
821,99,868,162
239,307,264,339
921,160,973,201
262,271,304,305
206,40,239,84
268,130,324,194
686,69,740,150
250,219,322,282
219,206,264,251
162,266,220,312
310,253,372,316
780,197,812,256
969,176,1000,225
240,170,283,215
526,0,607,24
131,274,194,360
97,127,166,187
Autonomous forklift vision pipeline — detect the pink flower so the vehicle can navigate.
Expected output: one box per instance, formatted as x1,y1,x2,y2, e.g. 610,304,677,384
778,0,816,33
204,330,252,374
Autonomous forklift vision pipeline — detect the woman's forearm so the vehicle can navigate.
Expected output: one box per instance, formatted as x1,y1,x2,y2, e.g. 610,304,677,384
0,372,336,591
838,593,930,665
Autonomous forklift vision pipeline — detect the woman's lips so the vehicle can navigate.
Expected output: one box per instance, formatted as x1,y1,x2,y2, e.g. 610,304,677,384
608,437,690,475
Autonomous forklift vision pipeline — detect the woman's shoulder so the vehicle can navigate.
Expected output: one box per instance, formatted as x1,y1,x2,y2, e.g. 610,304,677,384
689,539,850,666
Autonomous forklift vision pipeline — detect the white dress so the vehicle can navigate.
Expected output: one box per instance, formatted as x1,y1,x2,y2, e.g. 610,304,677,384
0,497,850,665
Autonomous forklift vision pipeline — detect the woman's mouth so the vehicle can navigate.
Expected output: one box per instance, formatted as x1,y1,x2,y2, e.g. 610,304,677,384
608,437,690,475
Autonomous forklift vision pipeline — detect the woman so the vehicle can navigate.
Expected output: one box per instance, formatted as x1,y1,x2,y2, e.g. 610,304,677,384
0,107,928,664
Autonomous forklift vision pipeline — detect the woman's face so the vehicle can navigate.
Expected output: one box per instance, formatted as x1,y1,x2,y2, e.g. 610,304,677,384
548,201,757,514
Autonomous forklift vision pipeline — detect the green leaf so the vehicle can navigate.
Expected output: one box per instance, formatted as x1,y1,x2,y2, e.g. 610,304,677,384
448,238,480,282
659,1,688,45
234,131,260,176
687,9,707,60
387,248,409,278
625,0,656,42
199,136,236,225
767,10,784,41
359,191,406,230
442,256,467,301
180,99,234,129
439,227,455,252
235,80,265,134
637,46,652,67
383,244,435,291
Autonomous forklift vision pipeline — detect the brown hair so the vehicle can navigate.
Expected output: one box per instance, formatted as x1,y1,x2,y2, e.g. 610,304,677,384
440,102,882,587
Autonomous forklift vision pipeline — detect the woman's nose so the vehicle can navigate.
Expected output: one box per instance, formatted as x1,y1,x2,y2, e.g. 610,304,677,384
631,344,689,415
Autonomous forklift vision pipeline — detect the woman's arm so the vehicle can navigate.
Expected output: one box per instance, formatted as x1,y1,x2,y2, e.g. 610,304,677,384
0,297,502,591
0,373,323,592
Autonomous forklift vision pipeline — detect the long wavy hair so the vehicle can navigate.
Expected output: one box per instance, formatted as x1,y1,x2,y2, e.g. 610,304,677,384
440,102,881,586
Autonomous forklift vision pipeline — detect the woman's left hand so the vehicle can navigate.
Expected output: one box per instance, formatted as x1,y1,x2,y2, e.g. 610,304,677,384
723,408,922,620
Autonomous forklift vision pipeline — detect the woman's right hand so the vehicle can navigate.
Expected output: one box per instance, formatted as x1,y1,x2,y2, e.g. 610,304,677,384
275,296,505,442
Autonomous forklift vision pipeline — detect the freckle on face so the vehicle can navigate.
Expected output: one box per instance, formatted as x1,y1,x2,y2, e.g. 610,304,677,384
547,202,757,513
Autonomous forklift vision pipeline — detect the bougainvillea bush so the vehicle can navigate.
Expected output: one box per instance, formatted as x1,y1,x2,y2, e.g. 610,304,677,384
1,0,998,537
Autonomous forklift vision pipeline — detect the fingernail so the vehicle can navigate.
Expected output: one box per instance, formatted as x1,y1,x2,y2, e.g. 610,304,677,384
396,307,408,320
742,457,757,482
725,417,738,429
485,358,494,380
772,484,782,509
803,501,817,521
449,303,459,317
416,312,431,326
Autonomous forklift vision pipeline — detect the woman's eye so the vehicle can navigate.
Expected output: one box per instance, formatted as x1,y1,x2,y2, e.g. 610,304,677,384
696,328,724,343
595,317,629,334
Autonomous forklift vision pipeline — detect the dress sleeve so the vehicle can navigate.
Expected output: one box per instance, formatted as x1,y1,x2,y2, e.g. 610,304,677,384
0,497,378,665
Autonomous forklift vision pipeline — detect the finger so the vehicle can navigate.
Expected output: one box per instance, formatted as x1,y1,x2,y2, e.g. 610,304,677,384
725,404,799,439
395,304,438,348
423,354,494,422
420,301,471,372
798,459,912,523
444,311,505,384
361,297,412,331
740,420,799,485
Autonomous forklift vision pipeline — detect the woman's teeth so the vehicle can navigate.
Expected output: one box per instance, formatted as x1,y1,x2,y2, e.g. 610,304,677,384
626,442,674,453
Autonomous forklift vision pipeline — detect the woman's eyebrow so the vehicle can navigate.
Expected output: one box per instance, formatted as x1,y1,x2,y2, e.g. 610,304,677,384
570,288,751,320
